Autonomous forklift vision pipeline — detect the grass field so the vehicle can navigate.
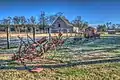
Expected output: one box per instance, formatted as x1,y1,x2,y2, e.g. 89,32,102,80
0,63,120,80
0,33,120,80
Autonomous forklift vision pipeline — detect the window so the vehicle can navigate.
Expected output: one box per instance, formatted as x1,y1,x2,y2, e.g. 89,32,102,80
58,23,60,27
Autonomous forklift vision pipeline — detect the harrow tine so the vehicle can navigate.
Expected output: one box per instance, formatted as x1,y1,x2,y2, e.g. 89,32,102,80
12,32,68,72
27,35,37,44
18,36,28,46
27,36,31,45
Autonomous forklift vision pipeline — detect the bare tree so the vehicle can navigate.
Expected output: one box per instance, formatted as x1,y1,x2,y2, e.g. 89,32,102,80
82,21,88,30
116,24,120,29
72,16,87,31
55,12,64,17
13,16,21,33
3,17,11,49
20,16,27,32
106,22,112,29
30,16,36,42
38,11,49,33
112,24,116,29
47,15,56,25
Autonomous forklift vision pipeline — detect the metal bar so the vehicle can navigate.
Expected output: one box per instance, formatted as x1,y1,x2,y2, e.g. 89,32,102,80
27,34,36,43
17,36,27,46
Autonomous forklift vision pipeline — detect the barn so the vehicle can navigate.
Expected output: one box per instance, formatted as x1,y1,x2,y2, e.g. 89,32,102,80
50,16,75,33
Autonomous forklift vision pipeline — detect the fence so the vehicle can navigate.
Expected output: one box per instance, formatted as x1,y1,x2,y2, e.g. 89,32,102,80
0,30,77,49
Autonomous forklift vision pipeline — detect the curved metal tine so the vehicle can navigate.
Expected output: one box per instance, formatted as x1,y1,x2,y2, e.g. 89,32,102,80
15,36,23,56
19,57,31,71
27,34,30,44
18,36,28,46
26,34,32,45
27,34,36,44
18,41,23,56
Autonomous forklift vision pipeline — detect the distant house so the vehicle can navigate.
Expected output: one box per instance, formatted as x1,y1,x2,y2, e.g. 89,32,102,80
107,29,116,34
85,27,97,33
0,26,6,31
84,27,97,37
50,16,77,33
73,27,79,33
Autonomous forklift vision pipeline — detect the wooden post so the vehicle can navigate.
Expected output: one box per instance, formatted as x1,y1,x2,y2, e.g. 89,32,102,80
33,25,36,42
26,26,29,43
67,29,69,37
7,25,10,49
48,28,51,42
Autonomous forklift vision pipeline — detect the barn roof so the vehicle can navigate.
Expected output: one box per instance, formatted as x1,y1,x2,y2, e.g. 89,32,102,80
52,16,73,26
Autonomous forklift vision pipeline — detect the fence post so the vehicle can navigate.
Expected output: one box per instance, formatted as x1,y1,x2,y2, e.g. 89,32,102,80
48,28,51,42
7,25,10,49
67,29,69,37
33,25,36,42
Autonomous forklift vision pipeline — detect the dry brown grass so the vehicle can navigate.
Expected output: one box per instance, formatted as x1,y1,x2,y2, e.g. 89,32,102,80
0,32,76,38
0,63,120,80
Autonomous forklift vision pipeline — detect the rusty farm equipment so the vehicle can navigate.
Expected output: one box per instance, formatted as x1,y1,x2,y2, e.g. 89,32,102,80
11,32,65,72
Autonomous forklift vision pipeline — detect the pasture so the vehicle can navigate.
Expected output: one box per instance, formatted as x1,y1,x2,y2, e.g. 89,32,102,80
0,33,120,80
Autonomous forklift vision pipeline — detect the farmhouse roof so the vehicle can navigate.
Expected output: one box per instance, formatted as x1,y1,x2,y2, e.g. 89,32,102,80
52,16,73,26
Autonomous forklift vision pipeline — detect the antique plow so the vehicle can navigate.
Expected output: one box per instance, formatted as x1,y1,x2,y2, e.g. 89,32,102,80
11,32,65,72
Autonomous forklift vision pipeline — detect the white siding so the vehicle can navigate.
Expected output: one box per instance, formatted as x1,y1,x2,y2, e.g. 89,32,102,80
52,17,67,29
51,17,73,33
